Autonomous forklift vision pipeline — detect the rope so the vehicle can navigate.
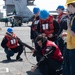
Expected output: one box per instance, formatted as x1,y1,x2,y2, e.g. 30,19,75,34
23,46,35,65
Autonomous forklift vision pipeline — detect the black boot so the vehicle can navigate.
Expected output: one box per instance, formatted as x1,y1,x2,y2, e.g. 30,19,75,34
6,55,11,61
16,56,23,61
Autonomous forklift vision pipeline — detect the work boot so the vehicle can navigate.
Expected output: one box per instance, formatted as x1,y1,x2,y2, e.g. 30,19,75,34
6,55,11,61
16,57,23,61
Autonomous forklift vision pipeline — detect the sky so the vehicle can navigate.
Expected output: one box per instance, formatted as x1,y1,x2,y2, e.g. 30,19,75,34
28,0,66,12
0,0,66,17
0,0,5,17
34,0,66,11
0,0,4,9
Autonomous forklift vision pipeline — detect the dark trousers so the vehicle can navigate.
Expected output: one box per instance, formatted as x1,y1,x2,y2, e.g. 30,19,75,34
63,49,75,75
4,46,23,58
5,22,8,27
34,41,42,62
56,37,65,55
11,23,14,27
39,58,62,75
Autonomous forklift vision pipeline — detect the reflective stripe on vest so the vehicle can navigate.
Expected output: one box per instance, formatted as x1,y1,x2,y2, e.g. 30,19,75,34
40,16,54,37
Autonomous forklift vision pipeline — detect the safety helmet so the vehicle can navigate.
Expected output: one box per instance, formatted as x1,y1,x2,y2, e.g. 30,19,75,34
33,7,40,14
56,5,65,10
7,28,13,33
66,0,75,5
40,9,49,20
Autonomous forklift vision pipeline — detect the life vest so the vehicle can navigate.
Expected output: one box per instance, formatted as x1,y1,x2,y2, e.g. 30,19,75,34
5,33,18,49
32,16,40,31
42,40,63,61
67,15,75,49
57,12,67,24
40,15,54,37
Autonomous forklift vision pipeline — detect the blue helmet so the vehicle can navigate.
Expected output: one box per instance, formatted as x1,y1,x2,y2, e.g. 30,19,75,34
40,10,49,20
56,5,65,10
7,28,13,33
33,7,40,14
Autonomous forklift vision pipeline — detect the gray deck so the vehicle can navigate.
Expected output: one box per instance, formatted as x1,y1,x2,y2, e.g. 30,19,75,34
0,22,41,75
